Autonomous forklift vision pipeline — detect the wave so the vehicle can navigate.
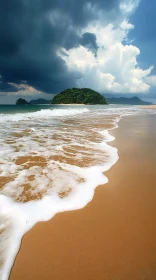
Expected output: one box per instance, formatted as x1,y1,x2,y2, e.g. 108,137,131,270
0,108,89,123
0,121,118,280
2,104,152,279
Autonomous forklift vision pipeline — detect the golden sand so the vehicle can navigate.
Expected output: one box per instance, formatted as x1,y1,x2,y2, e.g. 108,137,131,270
15,156,47,168
55,103,85,105
140,105,156,109
10,114,156,280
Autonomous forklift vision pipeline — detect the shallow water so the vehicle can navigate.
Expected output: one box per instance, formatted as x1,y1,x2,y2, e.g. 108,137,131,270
0,104,155,279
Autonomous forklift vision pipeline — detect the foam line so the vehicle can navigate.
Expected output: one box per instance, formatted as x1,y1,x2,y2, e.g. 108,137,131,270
0,129,118,280
0,108,89,123
1,104,151,279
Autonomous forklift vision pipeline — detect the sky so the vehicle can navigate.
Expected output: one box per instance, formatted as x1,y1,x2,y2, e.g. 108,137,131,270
0,0,156,104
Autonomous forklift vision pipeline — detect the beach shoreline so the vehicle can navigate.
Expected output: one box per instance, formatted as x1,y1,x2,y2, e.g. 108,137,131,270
140,105,156,109
53,103,86,105
10,113,156,280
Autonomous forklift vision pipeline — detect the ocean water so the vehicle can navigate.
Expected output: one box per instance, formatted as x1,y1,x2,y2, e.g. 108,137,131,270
0,104,155,279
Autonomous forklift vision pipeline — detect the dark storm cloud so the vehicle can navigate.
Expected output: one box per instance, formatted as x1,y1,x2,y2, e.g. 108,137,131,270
80,33,98,55
0,0,122,94
0,83,17,92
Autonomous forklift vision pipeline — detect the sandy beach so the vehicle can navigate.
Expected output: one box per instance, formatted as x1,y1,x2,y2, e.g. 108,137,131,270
10,113,156,280
140,105,156,109
54,103,85,106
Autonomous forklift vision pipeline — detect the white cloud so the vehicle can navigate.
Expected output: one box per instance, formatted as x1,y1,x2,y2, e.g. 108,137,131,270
120,0,140,13
7,83,42,96
120,20,134,30
58,19,153,94
145,75,156,87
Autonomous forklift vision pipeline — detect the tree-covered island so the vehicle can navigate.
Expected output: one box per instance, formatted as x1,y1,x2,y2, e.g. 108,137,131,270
51,88,108,105
16,98,30,105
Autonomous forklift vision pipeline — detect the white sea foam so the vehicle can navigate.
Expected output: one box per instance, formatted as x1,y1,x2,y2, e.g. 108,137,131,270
0,108,89,123
0,134,118,280
1,104,152,280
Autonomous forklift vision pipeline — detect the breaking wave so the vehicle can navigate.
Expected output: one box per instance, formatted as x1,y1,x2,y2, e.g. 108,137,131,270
1,104,154,279
0,108,89,123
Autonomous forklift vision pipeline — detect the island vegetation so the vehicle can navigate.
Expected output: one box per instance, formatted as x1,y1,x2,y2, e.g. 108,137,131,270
16,98,30,105
51,88,108,105
16,93,151,106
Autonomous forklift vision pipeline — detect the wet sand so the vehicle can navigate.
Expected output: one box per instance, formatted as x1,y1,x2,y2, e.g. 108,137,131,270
10,114,156,280
140,105,156,109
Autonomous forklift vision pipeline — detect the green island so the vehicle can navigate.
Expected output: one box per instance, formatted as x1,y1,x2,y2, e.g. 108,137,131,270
16,98,30,105
51,88,108,105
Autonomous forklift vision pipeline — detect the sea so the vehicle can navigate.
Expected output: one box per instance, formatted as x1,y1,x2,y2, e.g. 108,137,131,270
0,104,155,279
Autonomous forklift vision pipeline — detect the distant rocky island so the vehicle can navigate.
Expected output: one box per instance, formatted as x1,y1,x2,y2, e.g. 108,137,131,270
106,96,152,105
16,98,50,105
30,98,51,105
51,88,108,105
16,92,153,106
16,98,30,105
